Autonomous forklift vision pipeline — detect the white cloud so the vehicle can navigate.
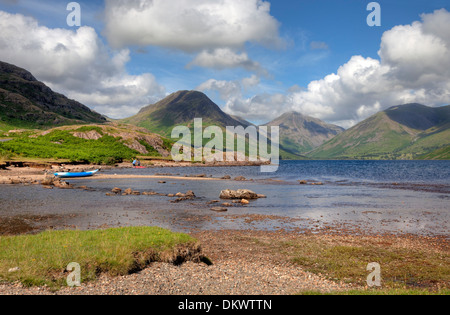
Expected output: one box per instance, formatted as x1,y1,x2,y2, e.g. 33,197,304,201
207,9,450,128
103,0,282,75
103,0,282,52
187,48,268,76
0,10,165,119
197,76,286,122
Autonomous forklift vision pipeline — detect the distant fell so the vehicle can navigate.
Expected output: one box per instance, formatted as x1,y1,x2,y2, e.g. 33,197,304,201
308,103,450,160
385,103,450,130
121,90,304,160
0,61,106,130
265,111,345,155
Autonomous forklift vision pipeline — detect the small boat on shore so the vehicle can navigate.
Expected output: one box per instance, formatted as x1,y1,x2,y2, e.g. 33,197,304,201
54,169,99,178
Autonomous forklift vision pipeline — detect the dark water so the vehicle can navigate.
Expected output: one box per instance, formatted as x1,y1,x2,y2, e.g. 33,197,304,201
103,160,450,184
0,161,449,236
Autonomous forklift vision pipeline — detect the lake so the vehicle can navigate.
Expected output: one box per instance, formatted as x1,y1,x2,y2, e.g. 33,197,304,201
0,160,449,236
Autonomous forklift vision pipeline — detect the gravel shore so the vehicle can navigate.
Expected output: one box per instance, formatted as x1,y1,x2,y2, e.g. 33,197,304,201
1,228,448,295
0,230,355,295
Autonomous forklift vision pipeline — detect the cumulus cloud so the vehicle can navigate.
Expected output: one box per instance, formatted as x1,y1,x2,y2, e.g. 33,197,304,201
187,48,268,76
207,9,450,128
197,75,283,122
103,0,282,52
103,0,282,75
0,10,165,118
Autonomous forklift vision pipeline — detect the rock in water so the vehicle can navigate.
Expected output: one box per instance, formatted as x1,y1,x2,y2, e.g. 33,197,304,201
220,189,259,200
210,207,228,212
111,187,122,194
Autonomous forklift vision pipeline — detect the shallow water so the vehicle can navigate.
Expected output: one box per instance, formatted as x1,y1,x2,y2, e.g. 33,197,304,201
0,161,449,236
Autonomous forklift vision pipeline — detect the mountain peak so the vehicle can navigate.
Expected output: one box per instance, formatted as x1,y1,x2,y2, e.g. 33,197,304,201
122,90,250,137
266,111,345,155
384,103,450,131
0,61,37,82
0,61,106,128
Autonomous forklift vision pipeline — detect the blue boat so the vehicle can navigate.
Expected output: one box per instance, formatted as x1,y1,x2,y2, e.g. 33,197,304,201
54,169,99,178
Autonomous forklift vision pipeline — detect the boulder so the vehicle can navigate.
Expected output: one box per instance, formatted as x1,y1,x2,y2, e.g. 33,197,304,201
53,179,73,189
220,189,259,200
170,191,196,203
185,190,196,197
111,187,122,194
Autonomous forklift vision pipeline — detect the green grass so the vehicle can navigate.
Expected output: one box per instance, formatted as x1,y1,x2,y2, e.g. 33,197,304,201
0,227,200,288
0,129,139,165
418,145,450,160
286,238,449,290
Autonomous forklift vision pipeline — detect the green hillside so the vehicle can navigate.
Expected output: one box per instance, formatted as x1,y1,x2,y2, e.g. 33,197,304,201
308,104,450,160
417,145,450,160
0,124,173,165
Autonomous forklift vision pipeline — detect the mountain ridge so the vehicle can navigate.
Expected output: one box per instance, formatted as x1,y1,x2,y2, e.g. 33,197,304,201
308,103,450,160
0,61,106,129
265,111,345,155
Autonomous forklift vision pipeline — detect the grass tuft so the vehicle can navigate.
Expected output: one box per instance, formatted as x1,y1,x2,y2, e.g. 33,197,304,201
0,227,200,288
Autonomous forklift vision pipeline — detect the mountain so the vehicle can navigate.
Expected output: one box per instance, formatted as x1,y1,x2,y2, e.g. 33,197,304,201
122,90,252,137
0,61,106,130
121,90,303,160
308,103,450,160
265,111,345,155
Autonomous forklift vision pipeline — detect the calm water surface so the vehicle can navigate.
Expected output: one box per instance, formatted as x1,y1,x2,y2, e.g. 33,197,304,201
0,161,448,236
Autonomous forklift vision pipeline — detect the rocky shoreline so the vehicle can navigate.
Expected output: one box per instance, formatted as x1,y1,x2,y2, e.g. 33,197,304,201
0,161,448,295
0,159,271,185
0,228,448,295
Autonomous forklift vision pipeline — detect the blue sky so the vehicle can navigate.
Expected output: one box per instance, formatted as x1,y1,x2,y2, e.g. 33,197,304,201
0,0,449,127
